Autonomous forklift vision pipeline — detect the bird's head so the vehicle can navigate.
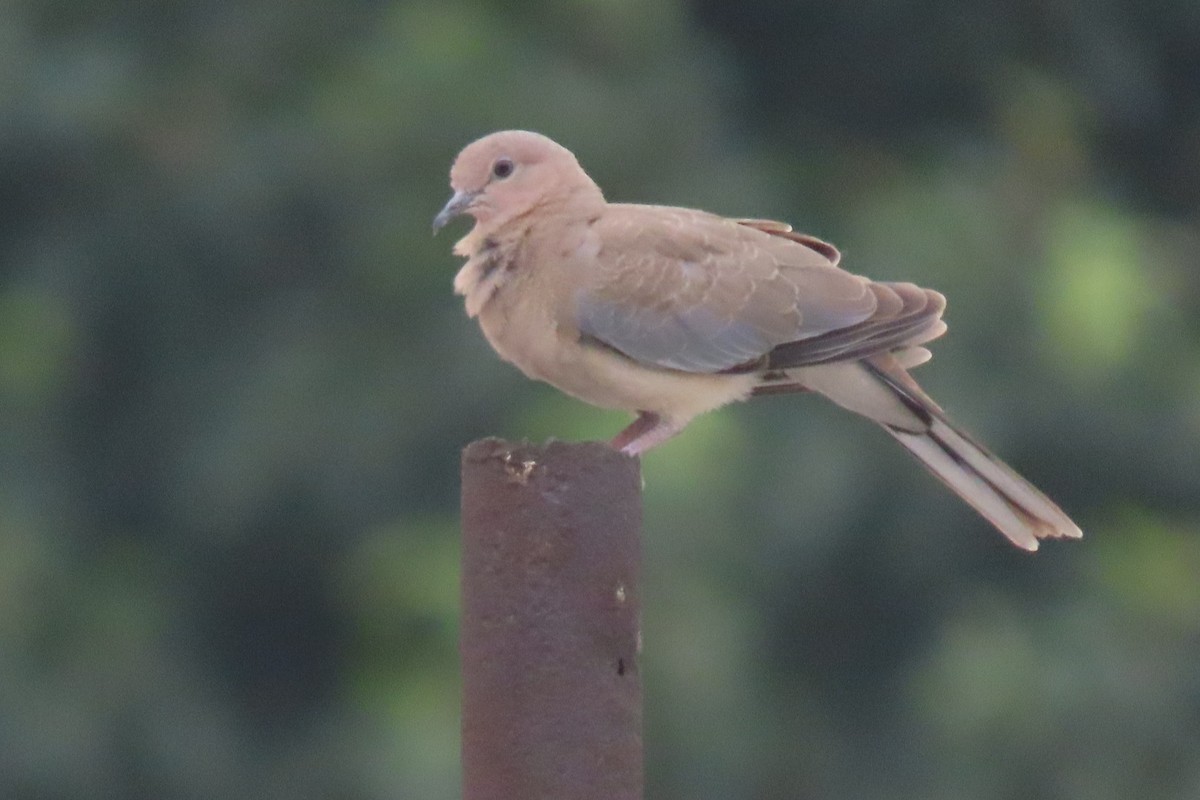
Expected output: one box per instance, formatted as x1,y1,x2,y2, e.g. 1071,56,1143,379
434,130,602,233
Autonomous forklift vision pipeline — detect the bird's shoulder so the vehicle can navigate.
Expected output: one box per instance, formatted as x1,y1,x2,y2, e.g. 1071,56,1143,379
592,203,840,270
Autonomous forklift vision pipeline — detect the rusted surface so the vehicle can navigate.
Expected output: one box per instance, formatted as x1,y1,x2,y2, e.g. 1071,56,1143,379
461,438,643,800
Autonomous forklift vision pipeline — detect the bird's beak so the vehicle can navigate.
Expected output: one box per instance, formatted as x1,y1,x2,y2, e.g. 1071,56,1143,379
433,189,478,234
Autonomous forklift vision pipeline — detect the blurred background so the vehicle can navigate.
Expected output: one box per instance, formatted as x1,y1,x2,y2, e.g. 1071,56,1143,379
3,0,1200,798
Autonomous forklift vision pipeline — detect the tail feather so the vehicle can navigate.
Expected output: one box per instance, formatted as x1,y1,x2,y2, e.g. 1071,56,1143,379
798,358,1082,551
886,417,1082,551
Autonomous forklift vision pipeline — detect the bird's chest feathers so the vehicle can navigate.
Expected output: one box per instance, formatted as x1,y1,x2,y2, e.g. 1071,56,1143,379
457,224,593,381
453,231,521,318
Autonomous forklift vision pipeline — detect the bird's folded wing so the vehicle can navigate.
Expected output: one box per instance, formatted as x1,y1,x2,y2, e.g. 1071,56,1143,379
574,206,879,373
763,282,948,369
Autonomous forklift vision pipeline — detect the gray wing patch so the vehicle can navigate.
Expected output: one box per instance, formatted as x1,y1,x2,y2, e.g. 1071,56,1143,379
577,293,774,373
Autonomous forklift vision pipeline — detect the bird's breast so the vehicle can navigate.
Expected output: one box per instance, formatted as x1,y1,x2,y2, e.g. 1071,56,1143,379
476,278,757,419
463,218,756,418
454,237,518,318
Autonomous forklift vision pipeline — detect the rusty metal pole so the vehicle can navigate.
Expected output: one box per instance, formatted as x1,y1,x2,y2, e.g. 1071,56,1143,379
460,438,643,800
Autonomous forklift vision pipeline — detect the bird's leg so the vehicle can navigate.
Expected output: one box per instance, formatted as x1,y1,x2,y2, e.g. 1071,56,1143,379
610,411,684,456
610,412,660,451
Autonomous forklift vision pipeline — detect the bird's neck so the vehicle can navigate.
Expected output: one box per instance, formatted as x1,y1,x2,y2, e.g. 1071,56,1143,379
453,224,528,318
454,187,604,317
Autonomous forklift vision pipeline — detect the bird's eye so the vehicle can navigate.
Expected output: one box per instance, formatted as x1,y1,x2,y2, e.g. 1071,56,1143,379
492,158,514,179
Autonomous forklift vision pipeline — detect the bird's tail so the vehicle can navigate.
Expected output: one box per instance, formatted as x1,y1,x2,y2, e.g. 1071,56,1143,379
800,357,1081,550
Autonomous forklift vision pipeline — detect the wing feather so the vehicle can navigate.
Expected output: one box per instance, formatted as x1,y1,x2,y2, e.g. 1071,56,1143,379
575,206,878,373
764,283,948,369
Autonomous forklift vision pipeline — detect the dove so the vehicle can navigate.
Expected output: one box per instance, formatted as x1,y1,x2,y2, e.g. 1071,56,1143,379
434,130,1081,551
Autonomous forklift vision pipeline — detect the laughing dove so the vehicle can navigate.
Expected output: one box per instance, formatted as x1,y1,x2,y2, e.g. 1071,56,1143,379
435,130,1081,551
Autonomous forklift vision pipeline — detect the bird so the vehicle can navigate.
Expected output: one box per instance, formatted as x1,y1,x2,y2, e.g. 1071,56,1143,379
434,130,1081,551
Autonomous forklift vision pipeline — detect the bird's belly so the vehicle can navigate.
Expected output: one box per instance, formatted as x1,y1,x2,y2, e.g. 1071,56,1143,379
472,278,753,419
477,299,756,419
565,345,758,420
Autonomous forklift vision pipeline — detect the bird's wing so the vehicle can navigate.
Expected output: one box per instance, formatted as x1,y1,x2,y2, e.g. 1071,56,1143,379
574,206,880,373
763,281,947,370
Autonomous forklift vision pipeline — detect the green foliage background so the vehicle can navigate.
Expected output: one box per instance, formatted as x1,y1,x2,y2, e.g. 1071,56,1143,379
3,1,1200,798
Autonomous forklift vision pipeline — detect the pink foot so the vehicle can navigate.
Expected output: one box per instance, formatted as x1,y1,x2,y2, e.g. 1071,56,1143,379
610,412,685,456
610,412,660,451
